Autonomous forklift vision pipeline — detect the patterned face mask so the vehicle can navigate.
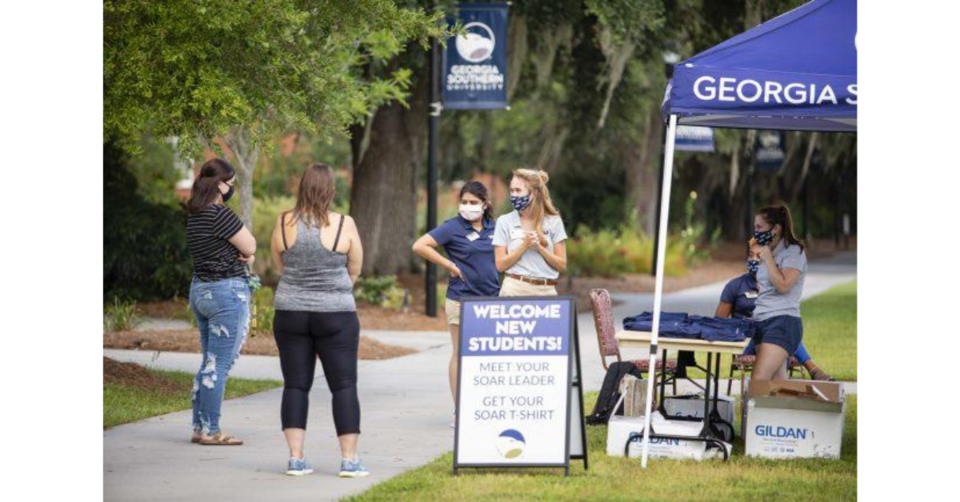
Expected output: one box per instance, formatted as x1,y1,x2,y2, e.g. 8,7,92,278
510,194,532,212
753,228,774,246
746,259,760,275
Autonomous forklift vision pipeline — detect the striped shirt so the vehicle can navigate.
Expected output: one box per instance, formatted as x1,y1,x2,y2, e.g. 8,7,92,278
187,204,245,282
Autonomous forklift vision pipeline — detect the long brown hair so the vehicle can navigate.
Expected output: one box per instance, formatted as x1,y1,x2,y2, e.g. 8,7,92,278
512,168,560,234
757,204,805,252
187,158,235,214
291,163,337,227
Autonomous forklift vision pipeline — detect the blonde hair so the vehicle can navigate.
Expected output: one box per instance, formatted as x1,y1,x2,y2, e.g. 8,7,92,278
512,168,560,236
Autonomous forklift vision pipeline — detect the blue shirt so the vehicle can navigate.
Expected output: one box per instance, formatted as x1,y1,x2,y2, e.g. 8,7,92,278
719,273,758,319
428,216,500,301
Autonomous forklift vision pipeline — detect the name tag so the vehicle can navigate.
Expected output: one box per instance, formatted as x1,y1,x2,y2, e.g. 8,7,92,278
745,291,758,299
466,231,480,242
509,228,527,241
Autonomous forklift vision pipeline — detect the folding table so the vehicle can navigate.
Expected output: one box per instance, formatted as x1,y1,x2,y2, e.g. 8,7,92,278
614,330,749,460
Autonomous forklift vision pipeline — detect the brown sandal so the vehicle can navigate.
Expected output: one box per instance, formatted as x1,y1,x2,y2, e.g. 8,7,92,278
199,432,244,446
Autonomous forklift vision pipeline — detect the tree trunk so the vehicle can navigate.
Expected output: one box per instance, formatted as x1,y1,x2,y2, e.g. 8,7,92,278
349,68,428,275
624,113,663,236
224,127,260,229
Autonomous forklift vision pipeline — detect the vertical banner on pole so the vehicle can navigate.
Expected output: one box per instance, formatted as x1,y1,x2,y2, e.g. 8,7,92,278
453,296,587,475
442,3,509,110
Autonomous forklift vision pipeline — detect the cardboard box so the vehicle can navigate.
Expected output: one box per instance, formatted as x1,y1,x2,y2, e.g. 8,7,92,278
663,393,735,426
607,412,731,461
745,379,845,459
620,376,653,417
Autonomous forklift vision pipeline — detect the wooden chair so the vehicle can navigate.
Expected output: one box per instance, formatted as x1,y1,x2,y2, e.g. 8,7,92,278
727,354,808,395
589,289,677,393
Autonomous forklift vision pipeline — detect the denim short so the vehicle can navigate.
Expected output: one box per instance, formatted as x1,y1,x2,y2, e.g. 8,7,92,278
754,315,803,354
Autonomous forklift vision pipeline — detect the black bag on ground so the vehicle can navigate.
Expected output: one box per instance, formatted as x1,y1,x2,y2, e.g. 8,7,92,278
586,361,643,425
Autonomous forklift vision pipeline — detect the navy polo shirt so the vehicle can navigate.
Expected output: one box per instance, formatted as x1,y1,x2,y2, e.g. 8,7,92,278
719,272,759,319
428,216,500,301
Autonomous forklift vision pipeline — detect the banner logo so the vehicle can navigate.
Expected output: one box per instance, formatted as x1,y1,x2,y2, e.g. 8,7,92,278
456,22,496,63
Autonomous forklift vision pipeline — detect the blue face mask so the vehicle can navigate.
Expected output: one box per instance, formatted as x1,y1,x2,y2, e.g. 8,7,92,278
746,259,760,275
510,194,532,212
754,228,774,246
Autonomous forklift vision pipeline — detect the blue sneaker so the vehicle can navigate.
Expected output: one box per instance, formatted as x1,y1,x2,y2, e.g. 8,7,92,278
339,458,370,478
286,457,314,476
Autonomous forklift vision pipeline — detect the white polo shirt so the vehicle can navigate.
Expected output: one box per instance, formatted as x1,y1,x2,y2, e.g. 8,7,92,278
492,211,568,280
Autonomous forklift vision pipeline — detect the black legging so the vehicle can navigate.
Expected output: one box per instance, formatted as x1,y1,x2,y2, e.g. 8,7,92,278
274,310,361,435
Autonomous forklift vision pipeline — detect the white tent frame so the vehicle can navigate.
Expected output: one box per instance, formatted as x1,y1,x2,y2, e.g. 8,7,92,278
639,113,678,468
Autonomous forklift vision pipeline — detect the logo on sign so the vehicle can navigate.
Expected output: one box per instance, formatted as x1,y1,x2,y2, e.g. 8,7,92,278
456,22,496,63
755,425,808,440
649,437,681,446
496,429,526,459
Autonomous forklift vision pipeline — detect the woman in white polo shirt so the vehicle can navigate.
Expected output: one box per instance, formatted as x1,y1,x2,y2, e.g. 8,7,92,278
493,168,568,296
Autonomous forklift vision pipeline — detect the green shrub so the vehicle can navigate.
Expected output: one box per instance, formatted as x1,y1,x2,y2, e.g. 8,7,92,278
250,195,296,284
183,302,198,328
355,275,406,311
103,142,193,301
250,286,275,336
104,297,140,332
566,207,717,278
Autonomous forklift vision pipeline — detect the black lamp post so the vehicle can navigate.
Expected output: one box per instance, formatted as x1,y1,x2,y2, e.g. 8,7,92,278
651,48,681,276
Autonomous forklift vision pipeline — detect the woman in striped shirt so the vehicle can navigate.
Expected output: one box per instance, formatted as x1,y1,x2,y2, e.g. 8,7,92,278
185,158,257,446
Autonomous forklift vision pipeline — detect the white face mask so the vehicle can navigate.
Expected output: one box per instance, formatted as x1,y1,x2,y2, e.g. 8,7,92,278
459,204,484,222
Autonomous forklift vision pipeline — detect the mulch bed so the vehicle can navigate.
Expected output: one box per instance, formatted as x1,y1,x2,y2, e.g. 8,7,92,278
103,356,187,392
357,304,449,331
137,299,189,319
104,329,417,361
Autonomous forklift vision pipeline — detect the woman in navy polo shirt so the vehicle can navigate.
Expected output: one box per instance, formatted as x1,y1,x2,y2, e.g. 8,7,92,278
413,181,500,409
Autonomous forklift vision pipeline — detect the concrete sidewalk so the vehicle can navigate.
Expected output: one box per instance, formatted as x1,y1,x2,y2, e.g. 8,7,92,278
105,330,454,502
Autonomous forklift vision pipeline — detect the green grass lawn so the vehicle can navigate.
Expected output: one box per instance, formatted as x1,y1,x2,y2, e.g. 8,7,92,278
346,392,857,502
799,280,857,381
679,280,857,382
103,369,281,429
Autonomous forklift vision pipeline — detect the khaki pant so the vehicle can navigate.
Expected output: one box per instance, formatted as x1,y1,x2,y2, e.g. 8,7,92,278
445,299,462,325
498,276,558,297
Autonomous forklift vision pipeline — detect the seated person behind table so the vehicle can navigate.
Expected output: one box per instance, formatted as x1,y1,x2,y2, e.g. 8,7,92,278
714,240,833,381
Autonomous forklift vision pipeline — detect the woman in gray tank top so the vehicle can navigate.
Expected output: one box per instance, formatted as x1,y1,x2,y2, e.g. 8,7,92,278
269,163,368,478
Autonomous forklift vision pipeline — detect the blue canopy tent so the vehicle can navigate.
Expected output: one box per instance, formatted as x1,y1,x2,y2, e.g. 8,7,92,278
639,0,857,466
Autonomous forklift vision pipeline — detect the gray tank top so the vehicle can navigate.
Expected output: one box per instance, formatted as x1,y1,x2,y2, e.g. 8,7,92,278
275,214,356,313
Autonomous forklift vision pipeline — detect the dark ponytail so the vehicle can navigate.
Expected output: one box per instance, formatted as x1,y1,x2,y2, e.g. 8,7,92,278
757,204,805,252
187,158,236,214
460,181,494,222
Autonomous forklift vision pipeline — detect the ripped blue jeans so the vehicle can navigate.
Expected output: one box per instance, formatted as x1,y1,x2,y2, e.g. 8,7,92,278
189,277,250,435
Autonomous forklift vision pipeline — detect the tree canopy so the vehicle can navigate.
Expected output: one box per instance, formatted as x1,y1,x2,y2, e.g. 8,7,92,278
104,0,448,157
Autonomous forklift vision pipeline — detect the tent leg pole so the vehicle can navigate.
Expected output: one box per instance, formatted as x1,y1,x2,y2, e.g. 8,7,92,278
651,125,667,276
641,114,678,469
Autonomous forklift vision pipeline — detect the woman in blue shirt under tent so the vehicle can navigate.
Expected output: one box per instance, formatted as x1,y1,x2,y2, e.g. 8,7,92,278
413,181,501,426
